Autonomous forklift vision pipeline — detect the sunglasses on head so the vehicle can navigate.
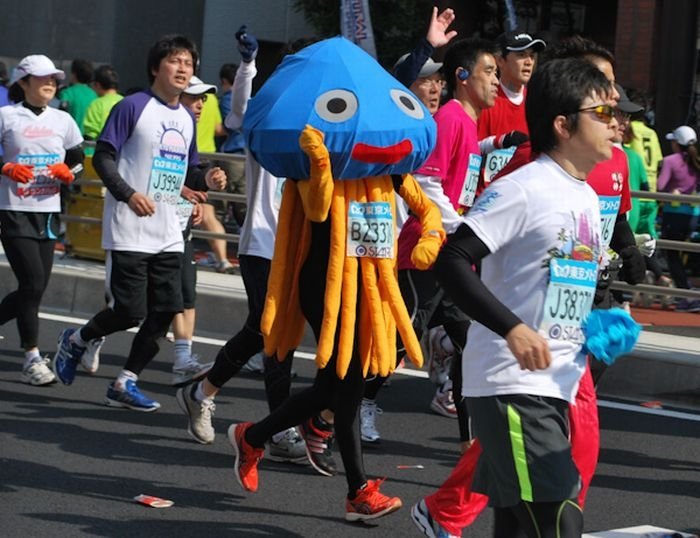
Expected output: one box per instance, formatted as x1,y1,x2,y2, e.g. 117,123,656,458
577,104,616,123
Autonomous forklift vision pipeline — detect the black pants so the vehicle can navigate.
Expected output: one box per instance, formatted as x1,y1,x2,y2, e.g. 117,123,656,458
661,212,698,290
245,221,368,494
0,236,55,349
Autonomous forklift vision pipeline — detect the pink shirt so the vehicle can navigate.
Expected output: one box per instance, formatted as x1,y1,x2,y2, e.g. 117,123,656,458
398,99,480,270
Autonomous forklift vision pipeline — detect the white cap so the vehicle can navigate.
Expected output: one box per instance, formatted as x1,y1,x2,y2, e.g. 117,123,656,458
666,125,697,146
183,75,217,96
393,54,442,78
9,54,65,85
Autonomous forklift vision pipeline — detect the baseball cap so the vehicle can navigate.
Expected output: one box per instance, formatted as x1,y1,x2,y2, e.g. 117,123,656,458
615,84,643,114
183,75,217,96
665,125,697,146
499,31,546,53
9,54,65,85
393,54,442,78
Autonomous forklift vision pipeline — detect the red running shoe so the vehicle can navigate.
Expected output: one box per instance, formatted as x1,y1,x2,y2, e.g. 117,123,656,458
228,422,264,492
345,478,402,521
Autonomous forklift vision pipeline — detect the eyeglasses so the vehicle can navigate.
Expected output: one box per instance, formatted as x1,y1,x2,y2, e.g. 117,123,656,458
416,78,446,90
577,104,616,124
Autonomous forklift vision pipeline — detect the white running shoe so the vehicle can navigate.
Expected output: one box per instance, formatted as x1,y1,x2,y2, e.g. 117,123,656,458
268,427,307,463
172,354,213,387
80,337,105,374
176,384,216,444
20,357,56,386
430,380,458,418
360,398,382,444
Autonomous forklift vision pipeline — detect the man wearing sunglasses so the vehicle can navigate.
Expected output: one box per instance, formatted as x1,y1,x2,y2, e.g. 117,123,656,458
413,57,613,538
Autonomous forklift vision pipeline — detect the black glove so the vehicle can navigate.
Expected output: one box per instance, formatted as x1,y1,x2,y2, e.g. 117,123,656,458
235,25,259,62
619,245,646,284
498,131,529,149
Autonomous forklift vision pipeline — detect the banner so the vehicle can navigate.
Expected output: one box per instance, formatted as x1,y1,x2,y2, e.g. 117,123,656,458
340,0,377,58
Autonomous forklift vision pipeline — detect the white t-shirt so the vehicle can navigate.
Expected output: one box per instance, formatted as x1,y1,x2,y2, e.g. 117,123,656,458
225,59,282,260
462,155,602,403
0,103,82,212
99,91,197,254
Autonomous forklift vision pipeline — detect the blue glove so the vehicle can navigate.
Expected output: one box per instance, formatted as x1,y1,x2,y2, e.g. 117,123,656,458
235,25,258,62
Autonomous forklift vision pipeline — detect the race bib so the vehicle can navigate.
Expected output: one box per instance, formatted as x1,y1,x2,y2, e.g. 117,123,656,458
598,195,620,250
15,153,61,198
540,258,597,344
483,147,516,186
458,153,482,208
347,201,393,258
148,153,186,205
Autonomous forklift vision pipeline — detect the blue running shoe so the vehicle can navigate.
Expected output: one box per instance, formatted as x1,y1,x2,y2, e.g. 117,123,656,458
410,499,459,538
105,380,161,412
53,328,86,385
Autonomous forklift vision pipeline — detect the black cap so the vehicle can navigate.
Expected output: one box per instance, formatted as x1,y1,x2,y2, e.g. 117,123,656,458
499,31,546,53
615,84,644,114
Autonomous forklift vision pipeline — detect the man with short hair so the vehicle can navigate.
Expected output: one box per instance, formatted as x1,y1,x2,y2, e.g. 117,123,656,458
59,59,97,135
83,65,123,141
53,35,225,412
413,56,613,538
478,30,545,186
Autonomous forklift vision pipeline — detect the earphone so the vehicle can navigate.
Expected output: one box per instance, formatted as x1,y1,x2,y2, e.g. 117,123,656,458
458,68,470,81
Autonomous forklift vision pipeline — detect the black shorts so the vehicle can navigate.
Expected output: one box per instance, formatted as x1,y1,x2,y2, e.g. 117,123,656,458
181,239,197,309
106,250,183,319
0,210,60,240
468,394,580,507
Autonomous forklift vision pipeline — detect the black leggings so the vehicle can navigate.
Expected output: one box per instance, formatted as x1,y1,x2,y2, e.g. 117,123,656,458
205,255,294,412
80,308,175,376
245,227,368,494
493,500,583,538
0,236,55,349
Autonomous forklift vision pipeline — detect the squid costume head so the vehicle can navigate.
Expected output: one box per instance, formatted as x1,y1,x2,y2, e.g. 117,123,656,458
246,37,445,379
243,36,437,179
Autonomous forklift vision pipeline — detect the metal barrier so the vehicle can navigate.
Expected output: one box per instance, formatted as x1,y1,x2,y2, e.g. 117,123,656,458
63,154,700,300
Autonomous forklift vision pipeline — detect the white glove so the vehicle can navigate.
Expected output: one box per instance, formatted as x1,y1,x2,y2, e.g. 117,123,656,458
635,233,656,257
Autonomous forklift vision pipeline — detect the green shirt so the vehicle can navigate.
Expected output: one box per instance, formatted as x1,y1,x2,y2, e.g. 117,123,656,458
59,83,98,135
83,93,123,140
197,94,222,153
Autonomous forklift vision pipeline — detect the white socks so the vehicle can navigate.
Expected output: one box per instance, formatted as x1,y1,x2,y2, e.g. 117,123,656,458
174,339,192,369
115,369,138,391
23,349,42,369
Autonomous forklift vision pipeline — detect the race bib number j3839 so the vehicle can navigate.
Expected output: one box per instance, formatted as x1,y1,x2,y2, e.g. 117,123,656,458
540,258,597,344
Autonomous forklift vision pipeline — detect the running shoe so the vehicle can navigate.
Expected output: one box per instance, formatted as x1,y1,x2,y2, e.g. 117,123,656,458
430,380,458,418
345,478,402,522
267,427,307,463
675,298,700,313
228,422,264,492
411,498,459,538
104,380,161,412
20,356,56,386
80,337,105,374
172,354,213,387
299,416,338,476
241,352,265,374
360,398,381,445
53,328,86,385
176,383,215,444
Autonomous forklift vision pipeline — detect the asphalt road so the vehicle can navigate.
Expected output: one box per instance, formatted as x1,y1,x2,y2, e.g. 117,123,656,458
1,313,699,537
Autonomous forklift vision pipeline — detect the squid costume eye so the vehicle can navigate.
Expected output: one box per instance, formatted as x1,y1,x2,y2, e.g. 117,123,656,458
315,90,358,123
390,89,424,120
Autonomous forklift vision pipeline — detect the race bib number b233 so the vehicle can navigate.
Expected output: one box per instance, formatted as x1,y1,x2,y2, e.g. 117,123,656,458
540,258,597,344
347,201,393,258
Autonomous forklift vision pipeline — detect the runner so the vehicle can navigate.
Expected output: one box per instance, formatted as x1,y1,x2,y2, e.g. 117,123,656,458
0,54,83,386
52,35,224,411
413,56,611,538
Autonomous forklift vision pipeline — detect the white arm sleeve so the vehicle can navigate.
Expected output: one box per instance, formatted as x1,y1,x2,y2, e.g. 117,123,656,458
224,60,257,131
413,173,463,234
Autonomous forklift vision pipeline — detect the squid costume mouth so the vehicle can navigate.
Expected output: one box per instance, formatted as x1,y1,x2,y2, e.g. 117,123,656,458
351,139,413,164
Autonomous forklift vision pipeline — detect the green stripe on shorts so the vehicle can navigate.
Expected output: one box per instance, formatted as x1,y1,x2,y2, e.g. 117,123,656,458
507,404,533,502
